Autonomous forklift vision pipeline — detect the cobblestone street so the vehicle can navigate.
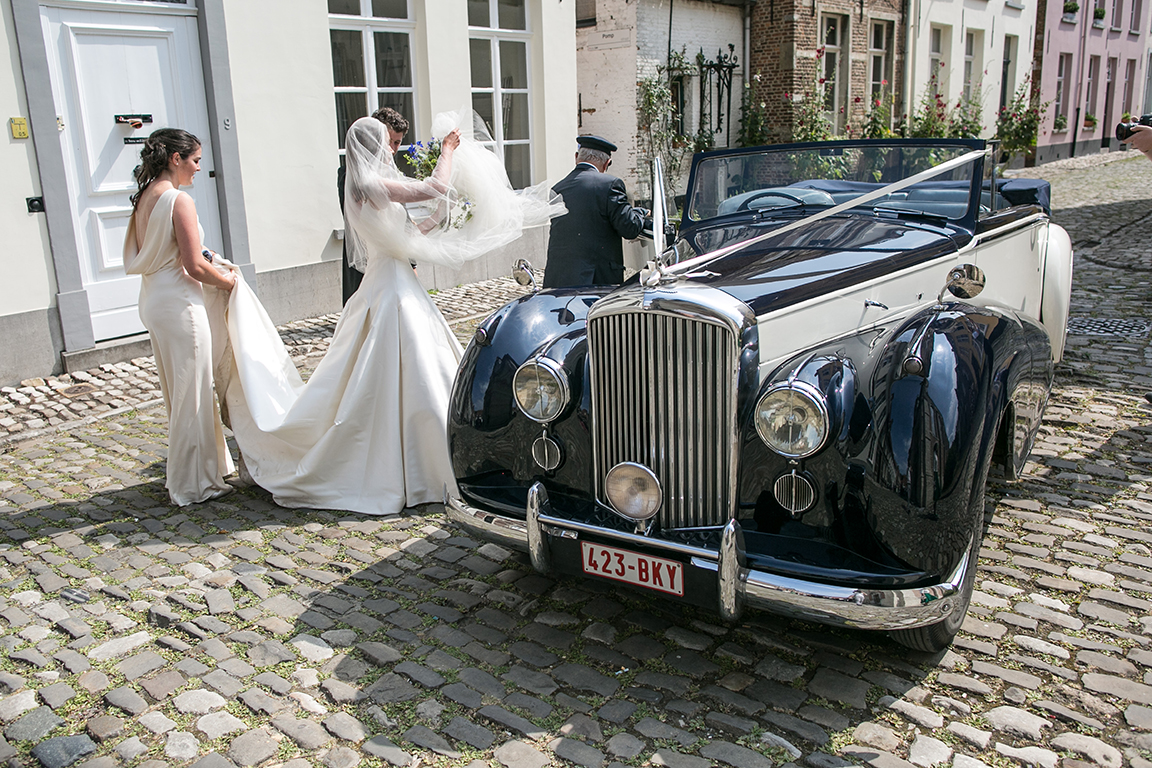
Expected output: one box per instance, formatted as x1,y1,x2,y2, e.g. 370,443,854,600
1,152,1151,768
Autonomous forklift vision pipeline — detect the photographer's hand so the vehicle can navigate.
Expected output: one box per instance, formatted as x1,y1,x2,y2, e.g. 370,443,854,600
1122,124,1152,159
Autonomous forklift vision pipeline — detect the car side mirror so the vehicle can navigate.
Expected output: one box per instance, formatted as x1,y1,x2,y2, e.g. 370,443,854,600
512,258,538,292
938,264,985,302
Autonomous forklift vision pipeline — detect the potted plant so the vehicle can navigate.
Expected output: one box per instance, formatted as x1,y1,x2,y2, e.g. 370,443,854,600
1084,113,1098,129
1094,6,1107,17
1053,113,1068,131
1063,0,1080,19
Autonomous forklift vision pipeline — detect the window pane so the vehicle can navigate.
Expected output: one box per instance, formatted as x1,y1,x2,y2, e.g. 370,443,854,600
576,0,596,26
372,0,407,18
502,93,529,139
504,143,530,189
824,18,837,46
331,30,365,87
375,32,411,87
499,40,528,89
472,93,495,135
468,0,489,26
394,149,419,178
471,39,493,88
329,0,360,15
377,92,414,139
872,23,884,50
335,92,368,149
498,0,526,29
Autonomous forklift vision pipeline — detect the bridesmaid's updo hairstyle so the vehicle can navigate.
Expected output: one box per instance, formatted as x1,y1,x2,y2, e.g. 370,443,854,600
130,128,201,209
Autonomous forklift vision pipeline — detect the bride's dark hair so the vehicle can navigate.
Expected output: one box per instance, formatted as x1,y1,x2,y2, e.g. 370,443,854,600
130,128,201,209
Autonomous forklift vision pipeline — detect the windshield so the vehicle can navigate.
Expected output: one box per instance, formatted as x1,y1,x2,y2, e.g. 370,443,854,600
687,143,983,223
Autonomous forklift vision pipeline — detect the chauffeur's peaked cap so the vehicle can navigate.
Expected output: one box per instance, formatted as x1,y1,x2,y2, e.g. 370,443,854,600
576,135,618,153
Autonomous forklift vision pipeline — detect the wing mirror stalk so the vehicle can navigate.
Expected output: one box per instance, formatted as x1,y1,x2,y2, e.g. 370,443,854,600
904,264,987,376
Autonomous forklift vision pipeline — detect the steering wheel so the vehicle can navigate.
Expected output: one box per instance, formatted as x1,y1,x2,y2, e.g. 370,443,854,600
736,190,807,211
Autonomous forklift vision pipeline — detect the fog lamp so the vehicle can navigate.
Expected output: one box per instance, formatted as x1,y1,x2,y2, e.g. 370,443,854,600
604,462,662,521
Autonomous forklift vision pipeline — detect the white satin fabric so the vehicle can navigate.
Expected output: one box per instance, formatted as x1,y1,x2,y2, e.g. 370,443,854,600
124,188,235,506
213,255,460,516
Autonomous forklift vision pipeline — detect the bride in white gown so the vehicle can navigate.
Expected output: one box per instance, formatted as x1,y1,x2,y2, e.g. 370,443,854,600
214,111,563,516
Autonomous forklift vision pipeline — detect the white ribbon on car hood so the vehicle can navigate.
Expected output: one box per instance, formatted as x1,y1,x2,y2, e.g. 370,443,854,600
666,148,988,277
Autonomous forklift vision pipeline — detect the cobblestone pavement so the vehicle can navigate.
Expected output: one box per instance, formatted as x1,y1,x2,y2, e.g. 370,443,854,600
1,155,1152,768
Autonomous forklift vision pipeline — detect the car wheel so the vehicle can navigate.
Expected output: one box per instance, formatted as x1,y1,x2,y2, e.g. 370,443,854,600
890,442,995,653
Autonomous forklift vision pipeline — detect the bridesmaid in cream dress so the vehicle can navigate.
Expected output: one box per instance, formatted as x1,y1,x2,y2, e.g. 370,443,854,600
123,128,237,506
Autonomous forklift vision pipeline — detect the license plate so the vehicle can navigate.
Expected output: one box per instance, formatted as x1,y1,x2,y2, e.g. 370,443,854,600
581,542,684,597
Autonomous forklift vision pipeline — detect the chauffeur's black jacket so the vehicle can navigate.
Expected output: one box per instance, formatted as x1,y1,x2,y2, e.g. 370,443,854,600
543,164,647,288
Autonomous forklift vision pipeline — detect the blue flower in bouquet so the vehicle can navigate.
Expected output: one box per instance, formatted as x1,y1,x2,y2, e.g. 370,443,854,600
406,138,442,180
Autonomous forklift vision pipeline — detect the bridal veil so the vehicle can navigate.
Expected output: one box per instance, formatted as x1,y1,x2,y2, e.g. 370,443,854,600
343,110,565,273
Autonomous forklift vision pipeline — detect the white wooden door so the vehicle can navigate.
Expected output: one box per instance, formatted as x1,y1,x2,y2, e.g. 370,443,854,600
41,2,221,341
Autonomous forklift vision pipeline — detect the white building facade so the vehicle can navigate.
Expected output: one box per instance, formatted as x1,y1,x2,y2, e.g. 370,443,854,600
904,0,1035,138
0,0,576,386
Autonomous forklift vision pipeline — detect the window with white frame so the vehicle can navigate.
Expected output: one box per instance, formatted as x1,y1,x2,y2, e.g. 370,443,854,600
329,0,415,158
929,25,947,96
962,30,984,102
999,34,1017,110
1124,57,1137,113
869,20,892,100
1112,0,1124,27
821,14,848,127
1087,55,1101,119
1131,0,1143,31
470,0,532,188
1055,53,1071,119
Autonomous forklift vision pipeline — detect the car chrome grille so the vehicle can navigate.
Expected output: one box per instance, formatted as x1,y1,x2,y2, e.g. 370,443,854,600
588,310,738,529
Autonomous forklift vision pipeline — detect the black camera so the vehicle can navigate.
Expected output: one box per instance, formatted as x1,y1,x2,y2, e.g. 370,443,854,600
1116,114,1152,141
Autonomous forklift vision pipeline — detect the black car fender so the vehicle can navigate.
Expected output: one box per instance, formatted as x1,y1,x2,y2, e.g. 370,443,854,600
862,303,1032,575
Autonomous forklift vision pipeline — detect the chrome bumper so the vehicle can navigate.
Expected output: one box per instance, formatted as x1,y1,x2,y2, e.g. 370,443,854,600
446,482,967,631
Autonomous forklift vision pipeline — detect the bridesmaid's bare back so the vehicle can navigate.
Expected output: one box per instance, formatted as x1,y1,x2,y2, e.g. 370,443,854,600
134,180,177,250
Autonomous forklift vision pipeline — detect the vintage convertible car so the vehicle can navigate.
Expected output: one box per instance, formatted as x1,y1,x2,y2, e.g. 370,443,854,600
446,138,1072,651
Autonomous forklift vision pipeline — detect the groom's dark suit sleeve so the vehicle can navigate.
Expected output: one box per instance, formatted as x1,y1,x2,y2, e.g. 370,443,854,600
338,164,364,305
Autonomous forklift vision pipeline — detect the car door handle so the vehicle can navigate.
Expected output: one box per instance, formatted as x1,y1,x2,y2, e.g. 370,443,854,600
864,299,889,310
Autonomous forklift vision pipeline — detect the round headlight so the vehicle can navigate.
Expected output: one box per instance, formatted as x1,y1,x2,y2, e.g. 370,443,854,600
604,462,663,520
754,382,829,458
512,358,569,423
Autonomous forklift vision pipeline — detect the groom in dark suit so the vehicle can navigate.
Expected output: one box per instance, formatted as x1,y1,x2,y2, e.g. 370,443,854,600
542,135,649,289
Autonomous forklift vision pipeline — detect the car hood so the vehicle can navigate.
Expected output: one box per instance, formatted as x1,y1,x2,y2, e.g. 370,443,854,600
675,214,964,316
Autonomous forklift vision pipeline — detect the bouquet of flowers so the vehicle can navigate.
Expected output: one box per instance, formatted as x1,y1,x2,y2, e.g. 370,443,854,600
405,139,442,180
405,138,474,230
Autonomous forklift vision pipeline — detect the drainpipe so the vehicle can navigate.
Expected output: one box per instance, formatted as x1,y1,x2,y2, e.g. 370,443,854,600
1071,2,1089,157
744,0,751,85
903,0,918,126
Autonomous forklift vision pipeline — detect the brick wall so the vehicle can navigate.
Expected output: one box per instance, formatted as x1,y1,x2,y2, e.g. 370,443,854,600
749,0,904,142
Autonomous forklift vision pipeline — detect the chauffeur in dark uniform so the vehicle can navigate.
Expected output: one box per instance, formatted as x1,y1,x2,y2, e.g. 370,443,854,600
542,135,650,289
